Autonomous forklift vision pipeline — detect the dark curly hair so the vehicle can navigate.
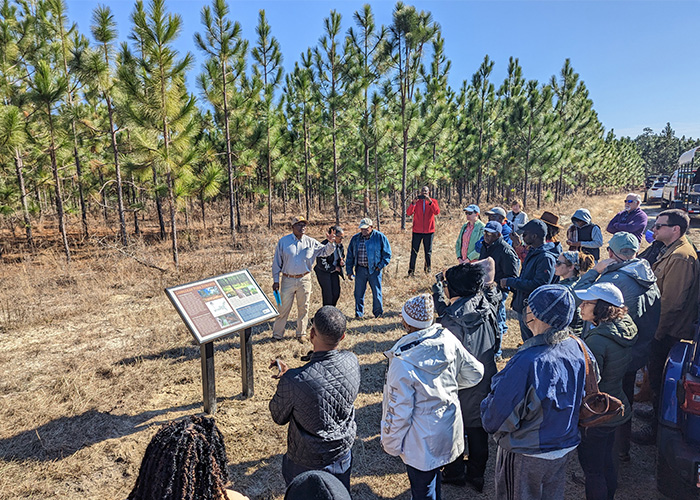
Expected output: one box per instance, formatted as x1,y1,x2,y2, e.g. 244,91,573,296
127,415,230,500
592,301,628,325
445,262,485,298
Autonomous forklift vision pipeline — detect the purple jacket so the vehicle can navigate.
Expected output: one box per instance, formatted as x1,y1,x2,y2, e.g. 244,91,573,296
606,208,648,241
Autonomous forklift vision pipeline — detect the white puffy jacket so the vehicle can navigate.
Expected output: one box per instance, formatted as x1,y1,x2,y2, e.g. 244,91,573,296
381,323,484,471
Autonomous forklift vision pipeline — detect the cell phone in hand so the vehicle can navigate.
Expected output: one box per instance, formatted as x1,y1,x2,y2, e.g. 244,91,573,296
435,271,444,283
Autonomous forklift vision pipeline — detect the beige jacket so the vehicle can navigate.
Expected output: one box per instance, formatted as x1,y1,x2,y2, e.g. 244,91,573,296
653,237,700,340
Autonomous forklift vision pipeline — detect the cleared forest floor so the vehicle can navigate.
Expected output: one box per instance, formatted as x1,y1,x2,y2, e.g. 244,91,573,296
0,193,691,499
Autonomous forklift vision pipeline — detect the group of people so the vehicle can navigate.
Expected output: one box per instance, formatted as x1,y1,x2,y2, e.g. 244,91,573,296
127,191,698,500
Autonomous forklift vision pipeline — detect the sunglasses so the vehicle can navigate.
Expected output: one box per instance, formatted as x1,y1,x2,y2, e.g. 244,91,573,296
465,211,476,215
624,200,635,203
653,223,675,229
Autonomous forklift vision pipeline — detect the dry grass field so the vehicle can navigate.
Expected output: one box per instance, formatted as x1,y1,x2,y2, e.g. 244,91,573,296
0,193,691,499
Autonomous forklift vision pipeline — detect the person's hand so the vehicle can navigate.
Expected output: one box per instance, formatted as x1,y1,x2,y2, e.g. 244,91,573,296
272,282,279,292
339,258,345,267
499,278,509,289
348,274,354,281
594,257,617,274
269,358,288,379
511,233,522,247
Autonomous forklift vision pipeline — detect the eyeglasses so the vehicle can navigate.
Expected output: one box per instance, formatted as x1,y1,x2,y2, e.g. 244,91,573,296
624,200,635,203
653,223,675,230
465,211,475,215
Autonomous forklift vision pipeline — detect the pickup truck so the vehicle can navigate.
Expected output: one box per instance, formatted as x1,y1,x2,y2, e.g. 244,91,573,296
657,318,700,498
661,146,700,214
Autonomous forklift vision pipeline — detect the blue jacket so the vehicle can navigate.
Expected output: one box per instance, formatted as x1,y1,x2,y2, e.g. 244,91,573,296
504,242,558,313
346,230,392,276
480,332,589,454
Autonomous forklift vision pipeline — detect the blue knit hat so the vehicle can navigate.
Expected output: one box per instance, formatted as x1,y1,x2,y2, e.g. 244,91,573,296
527,285,575,330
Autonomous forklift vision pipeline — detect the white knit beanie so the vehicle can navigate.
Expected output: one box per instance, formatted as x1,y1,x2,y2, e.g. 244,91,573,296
401,294,435,329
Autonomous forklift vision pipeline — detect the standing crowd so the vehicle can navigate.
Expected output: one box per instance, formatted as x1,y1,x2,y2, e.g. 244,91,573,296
126,189,698,500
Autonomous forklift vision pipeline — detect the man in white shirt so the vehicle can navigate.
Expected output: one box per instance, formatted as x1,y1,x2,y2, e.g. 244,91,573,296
272,216,337,341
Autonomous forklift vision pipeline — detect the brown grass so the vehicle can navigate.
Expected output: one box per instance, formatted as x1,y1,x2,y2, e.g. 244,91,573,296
0,193,683,499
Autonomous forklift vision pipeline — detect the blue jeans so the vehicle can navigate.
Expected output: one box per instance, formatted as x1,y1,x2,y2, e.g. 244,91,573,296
281,450,352,492
406,464,441,500
495,291,508,356
354,266,383,317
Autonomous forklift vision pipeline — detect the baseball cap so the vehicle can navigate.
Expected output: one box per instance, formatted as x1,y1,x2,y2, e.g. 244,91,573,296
575,282,625,308
521,219,547,239
291,215,308,225
608,232,639,254
483,221,503,234
463,204,480,214
486,207,506,218
359,218,373,229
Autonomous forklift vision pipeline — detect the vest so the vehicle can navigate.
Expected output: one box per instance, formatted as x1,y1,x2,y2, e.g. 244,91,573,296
576,224,600,260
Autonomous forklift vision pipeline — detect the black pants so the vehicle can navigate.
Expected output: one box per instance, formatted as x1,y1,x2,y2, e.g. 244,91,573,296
615,371,636,456
409,232,434,274
315,270,341,306
442,426,489,480
648,336,679,417
578,426,618,500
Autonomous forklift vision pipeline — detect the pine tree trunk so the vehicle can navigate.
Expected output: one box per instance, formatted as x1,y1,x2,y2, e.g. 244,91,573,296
48,110,70,263
14,148,33,248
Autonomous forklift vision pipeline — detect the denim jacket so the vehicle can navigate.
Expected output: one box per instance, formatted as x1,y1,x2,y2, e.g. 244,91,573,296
346,230,392,276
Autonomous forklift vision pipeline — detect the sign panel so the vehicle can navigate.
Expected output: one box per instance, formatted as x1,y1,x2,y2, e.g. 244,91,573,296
165,270,278,344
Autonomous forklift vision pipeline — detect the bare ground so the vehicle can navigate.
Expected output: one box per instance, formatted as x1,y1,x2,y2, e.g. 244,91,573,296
0,193,692,499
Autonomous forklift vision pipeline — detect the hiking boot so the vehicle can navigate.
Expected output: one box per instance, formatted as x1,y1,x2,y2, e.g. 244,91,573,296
634,406,655,422
631,424,657,445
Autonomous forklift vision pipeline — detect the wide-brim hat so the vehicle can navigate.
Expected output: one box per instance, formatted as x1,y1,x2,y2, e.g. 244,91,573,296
539,211,563,229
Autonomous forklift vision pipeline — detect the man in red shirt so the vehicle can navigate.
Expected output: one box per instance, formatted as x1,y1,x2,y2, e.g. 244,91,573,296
406,186,440,276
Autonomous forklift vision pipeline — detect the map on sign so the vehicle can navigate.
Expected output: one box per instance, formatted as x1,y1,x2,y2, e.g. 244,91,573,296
165,270,278,344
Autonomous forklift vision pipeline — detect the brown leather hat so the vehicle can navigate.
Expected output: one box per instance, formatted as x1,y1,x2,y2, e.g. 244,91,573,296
539,211,563,229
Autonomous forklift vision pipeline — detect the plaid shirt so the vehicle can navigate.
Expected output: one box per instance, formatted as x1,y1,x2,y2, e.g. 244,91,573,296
357,236,370,268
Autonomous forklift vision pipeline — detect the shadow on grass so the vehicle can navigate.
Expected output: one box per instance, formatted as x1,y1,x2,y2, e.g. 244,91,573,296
115,323,280,366
0,401,228,461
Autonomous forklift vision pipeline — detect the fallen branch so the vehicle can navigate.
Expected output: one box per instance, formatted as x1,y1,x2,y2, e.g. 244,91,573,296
98,239,167,273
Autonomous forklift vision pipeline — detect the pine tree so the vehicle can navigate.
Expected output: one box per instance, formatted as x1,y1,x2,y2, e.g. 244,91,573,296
251,10,283,228
195,0,248,238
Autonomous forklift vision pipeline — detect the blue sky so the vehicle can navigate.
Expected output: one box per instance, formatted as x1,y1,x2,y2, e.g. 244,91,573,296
65,0,700,140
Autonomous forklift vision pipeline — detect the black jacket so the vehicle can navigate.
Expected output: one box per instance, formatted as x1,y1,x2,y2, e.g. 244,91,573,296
479,236,520,289
504,242,558,313
269,350,360,468
433,285,499,428
315,239,345,277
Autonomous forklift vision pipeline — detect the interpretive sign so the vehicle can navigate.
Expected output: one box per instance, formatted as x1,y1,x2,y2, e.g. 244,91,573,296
165,269,277,344
165,270,278,413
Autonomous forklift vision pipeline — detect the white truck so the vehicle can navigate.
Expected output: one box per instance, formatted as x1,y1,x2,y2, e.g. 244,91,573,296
661,146,700,214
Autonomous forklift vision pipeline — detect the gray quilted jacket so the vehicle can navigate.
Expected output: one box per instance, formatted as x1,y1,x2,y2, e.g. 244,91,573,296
269,350,360,468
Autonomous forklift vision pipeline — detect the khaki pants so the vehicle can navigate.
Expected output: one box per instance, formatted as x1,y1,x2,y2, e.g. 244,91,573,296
272,275,312,339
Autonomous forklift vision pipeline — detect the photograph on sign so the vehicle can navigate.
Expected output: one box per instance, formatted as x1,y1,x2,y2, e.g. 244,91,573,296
165,269,278,344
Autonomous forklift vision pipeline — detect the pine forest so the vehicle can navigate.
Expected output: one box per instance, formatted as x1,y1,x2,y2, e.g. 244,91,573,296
0,0,697,265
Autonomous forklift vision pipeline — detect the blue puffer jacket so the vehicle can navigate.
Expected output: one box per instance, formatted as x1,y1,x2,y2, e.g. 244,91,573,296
346,230,392,275
480,331,590,454
504,242,558,313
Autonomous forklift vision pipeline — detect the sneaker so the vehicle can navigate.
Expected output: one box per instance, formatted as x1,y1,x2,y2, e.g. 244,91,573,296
630,424,657,445
495,354,504,363
634,406,655,422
